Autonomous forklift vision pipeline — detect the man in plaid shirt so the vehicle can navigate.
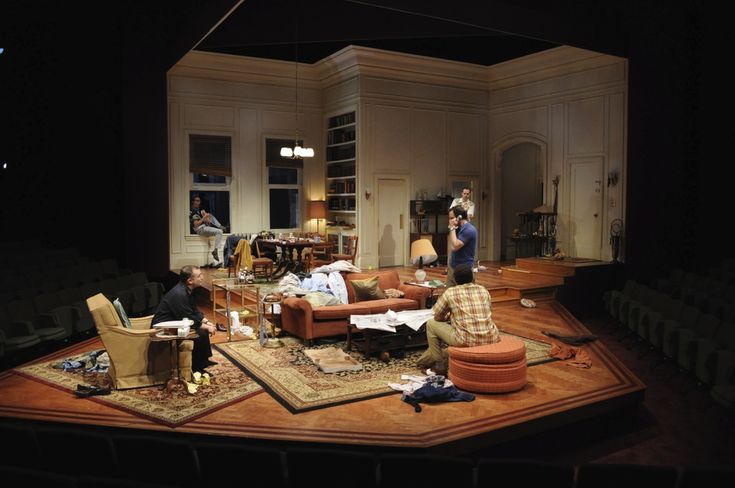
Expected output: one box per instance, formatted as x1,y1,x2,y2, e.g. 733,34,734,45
416,263,499,372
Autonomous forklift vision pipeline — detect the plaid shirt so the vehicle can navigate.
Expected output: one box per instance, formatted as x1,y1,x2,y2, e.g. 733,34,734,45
432,283,499,346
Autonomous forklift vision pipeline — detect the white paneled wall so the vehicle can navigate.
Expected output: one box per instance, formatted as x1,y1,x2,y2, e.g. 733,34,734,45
488,47,627,261
167,45,626,269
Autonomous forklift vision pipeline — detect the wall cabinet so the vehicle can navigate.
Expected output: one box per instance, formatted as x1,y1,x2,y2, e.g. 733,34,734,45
410,199,450,265
326,111,357,233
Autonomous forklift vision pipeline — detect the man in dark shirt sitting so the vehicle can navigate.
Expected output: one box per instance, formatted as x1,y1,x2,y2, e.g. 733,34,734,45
152,265,217,374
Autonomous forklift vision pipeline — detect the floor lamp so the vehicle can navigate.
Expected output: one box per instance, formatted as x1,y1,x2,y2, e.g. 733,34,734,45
309,200,327,236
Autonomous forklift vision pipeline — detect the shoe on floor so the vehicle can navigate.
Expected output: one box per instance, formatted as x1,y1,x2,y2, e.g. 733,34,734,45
212,249,220,261
74,385,111,398
204,359,218,367
216,323,227,332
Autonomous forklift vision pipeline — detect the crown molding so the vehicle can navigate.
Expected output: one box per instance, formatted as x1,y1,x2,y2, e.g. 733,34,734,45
486,46,627,89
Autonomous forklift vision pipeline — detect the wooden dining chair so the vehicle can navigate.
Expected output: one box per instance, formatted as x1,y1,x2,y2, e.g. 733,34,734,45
307,241,334,271
332,235,358,265
252,240,275,281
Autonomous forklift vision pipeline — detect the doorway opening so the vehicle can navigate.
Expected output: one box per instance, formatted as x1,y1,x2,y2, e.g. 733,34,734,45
500,143,543,260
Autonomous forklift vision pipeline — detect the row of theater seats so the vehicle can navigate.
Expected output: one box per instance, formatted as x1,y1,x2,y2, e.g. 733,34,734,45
603,259,735,410
0,422,730,488
0,257,128,305
0,243,166,369
0,242,88,275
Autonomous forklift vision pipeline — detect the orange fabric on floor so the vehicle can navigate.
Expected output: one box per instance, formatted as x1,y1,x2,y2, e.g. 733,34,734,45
549,343,592,369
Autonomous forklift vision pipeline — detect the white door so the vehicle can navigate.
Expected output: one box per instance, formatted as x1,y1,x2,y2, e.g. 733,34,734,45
569,158,603,259
377,178,407,267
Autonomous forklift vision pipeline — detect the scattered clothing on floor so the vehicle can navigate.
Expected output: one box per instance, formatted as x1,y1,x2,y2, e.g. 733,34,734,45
52,349,108,372
390,373,474,412
548,343,592,368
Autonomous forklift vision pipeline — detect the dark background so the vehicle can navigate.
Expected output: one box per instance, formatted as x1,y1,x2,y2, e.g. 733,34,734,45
0,1,729,282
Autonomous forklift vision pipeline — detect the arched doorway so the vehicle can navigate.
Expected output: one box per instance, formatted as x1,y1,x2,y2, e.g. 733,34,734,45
500,143,543,260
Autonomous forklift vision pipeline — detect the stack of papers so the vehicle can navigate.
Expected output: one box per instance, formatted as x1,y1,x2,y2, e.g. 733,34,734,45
350,309,434,332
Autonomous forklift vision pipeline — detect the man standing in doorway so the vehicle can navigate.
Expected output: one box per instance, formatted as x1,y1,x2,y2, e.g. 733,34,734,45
447,187,475,274
446,205,477,287
451,187,475,221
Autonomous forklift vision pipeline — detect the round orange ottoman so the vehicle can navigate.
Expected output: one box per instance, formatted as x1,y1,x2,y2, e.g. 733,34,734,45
448,336,527,393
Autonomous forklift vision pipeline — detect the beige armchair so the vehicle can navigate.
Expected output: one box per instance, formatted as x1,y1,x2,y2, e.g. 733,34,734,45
86,293,192,389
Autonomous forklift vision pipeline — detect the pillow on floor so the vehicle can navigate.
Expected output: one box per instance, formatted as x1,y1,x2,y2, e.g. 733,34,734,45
350,276,385,301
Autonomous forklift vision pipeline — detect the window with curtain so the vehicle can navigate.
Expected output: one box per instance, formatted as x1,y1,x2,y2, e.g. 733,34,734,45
266,138,303,230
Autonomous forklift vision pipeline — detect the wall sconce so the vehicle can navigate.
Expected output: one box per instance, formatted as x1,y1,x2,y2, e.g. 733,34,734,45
365,188,372,200
607,171,619,187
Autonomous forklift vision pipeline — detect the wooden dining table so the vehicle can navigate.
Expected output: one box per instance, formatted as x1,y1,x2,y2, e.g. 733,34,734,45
264,239,314,276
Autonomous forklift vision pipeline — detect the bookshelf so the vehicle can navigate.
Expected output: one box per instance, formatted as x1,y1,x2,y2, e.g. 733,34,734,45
326,111,356,216
326,111,357,252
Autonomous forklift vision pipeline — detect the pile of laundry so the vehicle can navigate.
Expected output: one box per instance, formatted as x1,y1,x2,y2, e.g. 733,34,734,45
389,371,475,413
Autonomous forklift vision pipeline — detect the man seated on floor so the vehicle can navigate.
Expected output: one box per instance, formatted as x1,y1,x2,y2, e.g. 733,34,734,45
416,263,500,374
152,265,218,374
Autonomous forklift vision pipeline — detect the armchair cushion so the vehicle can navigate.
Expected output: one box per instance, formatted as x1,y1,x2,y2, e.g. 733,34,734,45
113,298,132,329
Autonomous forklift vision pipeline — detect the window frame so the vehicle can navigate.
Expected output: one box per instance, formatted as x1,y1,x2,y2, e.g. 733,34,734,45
264,137,304,232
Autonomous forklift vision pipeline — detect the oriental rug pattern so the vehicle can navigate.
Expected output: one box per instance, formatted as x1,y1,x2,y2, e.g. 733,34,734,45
216,332,553,413
13,348,263,427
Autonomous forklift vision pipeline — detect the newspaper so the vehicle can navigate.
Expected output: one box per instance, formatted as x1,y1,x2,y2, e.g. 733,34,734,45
349,309,434,332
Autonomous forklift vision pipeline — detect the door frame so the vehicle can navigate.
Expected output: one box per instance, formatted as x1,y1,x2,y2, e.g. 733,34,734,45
566,156,604,259
490,135,549,260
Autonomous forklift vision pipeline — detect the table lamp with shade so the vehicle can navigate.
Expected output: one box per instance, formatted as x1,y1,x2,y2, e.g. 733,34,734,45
410,238,438,283
308,200,327,236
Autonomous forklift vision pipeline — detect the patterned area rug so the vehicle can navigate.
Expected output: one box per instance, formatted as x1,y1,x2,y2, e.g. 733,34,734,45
216,332,553,413
13,348,263,427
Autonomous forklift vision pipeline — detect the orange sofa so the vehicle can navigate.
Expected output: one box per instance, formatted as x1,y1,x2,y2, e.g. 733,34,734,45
280,269,431,343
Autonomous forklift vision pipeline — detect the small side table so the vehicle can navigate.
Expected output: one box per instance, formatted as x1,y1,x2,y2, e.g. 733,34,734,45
150,331,196,393
259,295,284,348
404,281,446,308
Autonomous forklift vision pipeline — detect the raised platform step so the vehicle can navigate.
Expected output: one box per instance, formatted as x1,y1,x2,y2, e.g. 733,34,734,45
514,257,611,277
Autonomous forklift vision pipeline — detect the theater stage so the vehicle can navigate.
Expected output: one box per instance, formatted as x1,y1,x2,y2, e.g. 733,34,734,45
0,264,644,454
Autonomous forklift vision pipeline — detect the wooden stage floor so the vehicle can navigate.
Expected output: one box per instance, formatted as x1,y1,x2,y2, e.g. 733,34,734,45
0,263,644,453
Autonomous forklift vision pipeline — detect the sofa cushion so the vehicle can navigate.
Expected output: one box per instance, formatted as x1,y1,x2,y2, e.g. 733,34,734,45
350,276,385,302
345,270,402,303
302,291,342,307
312,303,374,321
367,298,419,314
